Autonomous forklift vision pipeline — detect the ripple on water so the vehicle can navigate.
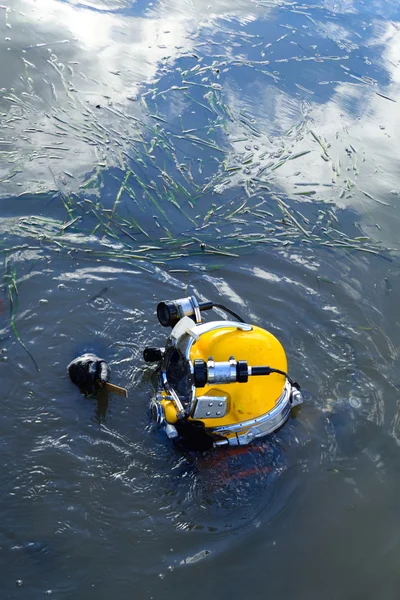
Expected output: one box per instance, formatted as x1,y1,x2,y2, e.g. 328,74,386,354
1,208,399,596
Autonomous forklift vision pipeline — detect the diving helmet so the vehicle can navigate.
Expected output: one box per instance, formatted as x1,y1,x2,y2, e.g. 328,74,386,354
144,295,303,448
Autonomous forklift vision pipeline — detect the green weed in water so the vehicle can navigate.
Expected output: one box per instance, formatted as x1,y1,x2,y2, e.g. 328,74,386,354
3,255,39,372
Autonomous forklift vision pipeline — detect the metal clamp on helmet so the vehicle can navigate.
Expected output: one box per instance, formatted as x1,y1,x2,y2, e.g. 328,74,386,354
157,296,213,327
156,295,245,328
290,386,303,407
193,358,249,386
193,358,290,387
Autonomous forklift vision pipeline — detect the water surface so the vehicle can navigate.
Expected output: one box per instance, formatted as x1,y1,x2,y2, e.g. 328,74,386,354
1,0,400,598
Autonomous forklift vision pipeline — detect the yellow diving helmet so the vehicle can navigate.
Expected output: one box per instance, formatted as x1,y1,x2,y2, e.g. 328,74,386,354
144,295,303,448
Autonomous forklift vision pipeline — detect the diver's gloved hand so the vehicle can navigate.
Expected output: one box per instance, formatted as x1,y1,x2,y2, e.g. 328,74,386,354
174,419,215,452
67,353,110,396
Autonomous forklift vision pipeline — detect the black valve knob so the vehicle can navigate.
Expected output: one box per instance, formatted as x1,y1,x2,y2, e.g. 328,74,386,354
236,360,249,383
157,301,180,327
143,347,164,362
193,359,207,388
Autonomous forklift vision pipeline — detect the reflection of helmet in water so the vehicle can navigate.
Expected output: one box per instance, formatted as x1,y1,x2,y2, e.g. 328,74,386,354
146,296,303,448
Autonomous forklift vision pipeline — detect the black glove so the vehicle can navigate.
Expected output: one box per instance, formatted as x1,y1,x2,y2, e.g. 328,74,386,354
67,353,110,396
174,419,215,452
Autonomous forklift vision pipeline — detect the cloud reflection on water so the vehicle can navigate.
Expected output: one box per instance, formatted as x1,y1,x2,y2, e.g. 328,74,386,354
1,0,400,245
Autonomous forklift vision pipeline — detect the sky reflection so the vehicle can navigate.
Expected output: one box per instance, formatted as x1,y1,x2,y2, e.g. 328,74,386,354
1,0,400,245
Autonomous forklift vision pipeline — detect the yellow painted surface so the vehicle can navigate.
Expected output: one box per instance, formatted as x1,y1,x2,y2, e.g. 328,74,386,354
161,324,287,427
163,399,179,424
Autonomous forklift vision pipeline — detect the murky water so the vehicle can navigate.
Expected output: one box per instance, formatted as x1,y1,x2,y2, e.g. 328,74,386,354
1,0,400,598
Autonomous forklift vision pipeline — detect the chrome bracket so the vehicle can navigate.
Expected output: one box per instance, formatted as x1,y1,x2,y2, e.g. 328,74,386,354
290,388,303,407
192,396,227,419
